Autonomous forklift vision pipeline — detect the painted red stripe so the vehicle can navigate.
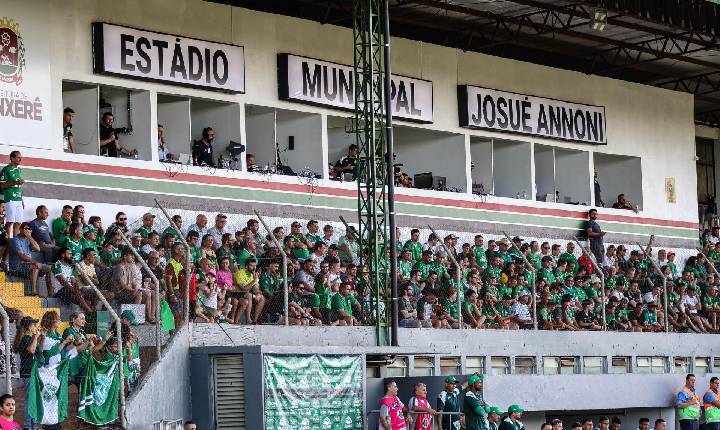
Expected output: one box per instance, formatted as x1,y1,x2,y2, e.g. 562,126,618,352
9,155,698,230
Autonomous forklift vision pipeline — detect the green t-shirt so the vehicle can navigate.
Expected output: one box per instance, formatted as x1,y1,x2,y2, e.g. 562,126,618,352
0,164,22,201
463,390,487,430
62,326,89,379
331,293,354,314
441,297,459,320
66,237,84,262
52,217,70,248
429,261,447,279
287,234,310,260
259,272,281,295
463,300,479,318
80,237,98,255
414,261,432,280
642,310,658,324
495,303,511,318
559,252,579,273
236,248,256,268
484,265,501,283
306,233,322,244
404,240,423,261
100,247,121,266
162,226,183,241
538,268,556,284
472,246,488,269
703,294,718,308
314,282,332,310
135,225,157,239
399,260,413,280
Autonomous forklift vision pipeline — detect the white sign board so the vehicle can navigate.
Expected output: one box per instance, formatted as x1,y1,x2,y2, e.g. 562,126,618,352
278,53,433,123
0,0,52,149
459,85,607,145
93,23,245,93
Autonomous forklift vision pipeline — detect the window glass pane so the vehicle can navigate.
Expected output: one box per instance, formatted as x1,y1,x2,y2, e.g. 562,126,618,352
387,357,407,377
440,357,461,376
583,357,604,374
466,357,484,374
610,357,629,374
674,357,689,374
491,357,509,375
543,357,560,375
695,357,709,376
515,357,536,375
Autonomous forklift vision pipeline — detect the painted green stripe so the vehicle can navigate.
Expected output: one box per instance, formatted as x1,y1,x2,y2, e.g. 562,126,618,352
26,168,696,239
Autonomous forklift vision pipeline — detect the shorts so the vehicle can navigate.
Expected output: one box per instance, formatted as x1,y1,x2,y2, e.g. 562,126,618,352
5,200,22,224
115,288,138,304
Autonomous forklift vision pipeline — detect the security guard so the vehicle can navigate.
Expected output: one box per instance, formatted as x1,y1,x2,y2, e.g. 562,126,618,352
703,377,720,430
676,373,701,430
437,376,461,430
463,375,487,430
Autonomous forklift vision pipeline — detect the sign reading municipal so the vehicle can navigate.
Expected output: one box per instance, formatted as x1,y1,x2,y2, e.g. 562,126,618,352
278,53,433,123
92,23,245,93
458,85,607,145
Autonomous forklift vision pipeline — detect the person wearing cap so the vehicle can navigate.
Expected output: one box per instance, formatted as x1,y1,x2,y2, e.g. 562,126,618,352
286,221,312,261
437,376,461,430
509,236,523,259
497,238,512,264
499,405,525,430
463,374,487,430
13,316,38,430
510,291,533,329
135,212,158,245
487,406,502,430
79,224,99,255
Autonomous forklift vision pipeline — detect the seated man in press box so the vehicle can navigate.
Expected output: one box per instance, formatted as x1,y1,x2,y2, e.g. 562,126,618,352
98,112,138,158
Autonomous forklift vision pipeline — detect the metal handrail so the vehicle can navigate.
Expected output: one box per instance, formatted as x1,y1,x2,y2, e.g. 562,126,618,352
73,263,126,429
117,229,162,359
428,226,463,328
254,210,289,326
574,237,606,330
503,231,538,330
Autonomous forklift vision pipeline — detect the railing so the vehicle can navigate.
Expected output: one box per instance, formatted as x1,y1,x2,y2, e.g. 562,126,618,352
368,409,465,430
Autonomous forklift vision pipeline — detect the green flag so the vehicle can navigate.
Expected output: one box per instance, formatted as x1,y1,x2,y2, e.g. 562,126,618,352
161,298,175,332
78,353,121,425
26,336,70,425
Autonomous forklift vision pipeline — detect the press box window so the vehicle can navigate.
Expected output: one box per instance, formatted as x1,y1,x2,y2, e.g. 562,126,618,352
695,357,710,375
583,357,605,375
543,356,577,375
440,357,461,375
514,357,536,375
465,356,485,374
414,356,435,376
674,357,690,374
636,357,666,374
490,357,509,375
386,356,407,377
610,357,629,374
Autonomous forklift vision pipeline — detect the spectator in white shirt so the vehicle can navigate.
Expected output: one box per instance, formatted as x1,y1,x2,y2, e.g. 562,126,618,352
207,214,228,248
188,214,209,238
603,245,617,268
710,226,720,245
423,233,443,257
511,292,533,329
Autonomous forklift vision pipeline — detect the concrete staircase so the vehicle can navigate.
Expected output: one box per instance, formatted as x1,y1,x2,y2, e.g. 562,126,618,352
0,271,68,333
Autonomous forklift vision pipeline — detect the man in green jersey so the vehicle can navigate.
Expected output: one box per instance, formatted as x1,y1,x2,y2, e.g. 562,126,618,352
499,405,526,430
463,375,487,430
0,151,25,237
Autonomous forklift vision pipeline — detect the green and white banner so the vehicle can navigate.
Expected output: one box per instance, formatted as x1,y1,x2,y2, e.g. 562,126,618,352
26,340,70,426
78,353,121,425
264,354,363,430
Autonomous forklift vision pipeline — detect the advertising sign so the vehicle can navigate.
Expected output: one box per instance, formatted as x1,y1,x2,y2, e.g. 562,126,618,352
264,354,363,430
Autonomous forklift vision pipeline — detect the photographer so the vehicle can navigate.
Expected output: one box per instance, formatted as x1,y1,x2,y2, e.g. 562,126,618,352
99,112,137,158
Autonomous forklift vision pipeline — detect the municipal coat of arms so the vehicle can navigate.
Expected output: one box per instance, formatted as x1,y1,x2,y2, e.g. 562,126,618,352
0,17,25,85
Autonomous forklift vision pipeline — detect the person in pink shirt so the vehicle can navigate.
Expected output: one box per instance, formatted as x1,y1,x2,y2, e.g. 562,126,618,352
379,380,411,430
0,394,21,430
216,257,234,291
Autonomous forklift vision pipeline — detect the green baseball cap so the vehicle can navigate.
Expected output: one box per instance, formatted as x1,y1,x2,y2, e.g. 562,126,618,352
486,406,502,415
83,225,97,234
445,376,459,383
467,375,483,385
120,309,138,325
508,404,524,414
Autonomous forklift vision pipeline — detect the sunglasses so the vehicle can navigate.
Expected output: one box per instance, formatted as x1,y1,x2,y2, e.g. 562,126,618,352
119,218,127,221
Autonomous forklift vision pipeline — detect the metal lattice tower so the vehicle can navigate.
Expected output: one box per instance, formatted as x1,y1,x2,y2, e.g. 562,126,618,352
353,0,390,346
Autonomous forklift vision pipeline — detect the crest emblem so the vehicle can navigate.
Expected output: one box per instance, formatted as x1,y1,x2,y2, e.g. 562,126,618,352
0,17,25,85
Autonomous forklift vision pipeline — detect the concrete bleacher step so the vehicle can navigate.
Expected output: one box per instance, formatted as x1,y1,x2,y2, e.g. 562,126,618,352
0,281,26,298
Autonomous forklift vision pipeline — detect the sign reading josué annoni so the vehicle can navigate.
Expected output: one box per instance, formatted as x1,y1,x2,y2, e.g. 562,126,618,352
458,85,607,145
278,53,433,123
92,23,245,93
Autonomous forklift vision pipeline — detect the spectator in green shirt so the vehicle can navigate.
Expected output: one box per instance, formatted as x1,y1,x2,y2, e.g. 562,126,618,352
51,205,73,248
404,229,423,261
559,242,579,274
331,283,359,326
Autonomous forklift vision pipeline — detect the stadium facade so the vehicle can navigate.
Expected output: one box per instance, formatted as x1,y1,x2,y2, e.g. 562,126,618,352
0,0,718,428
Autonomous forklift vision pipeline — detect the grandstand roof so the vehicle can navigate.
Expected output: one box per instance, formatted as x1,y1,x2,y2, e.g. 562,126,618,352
215,0,720,127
